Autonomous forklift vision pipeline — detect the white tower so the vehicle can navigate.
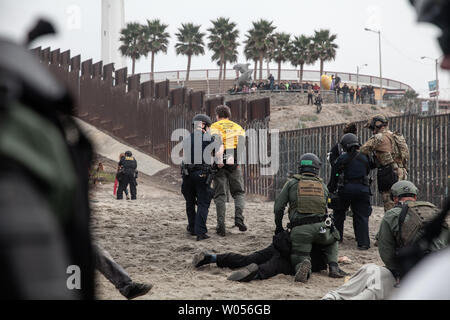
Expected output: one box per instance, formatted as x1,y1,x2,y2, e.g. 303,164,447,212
101,0,126,69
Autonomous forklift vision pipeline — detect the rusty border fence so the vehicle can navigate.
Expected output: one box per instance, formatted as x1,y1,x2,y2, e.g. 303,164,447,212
32,47,449,207
272,114,450,207
31,47,271,185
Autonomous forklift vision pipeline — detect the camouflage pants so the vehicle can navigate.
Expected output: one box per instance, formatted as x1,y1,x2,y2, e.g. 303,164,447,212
381,168,408,212
213,166,245,230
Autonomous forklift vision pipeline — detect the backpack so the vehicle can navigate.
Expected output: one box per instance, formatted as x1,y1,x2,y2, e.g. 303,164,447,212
390,131,409,168
397,201,445,247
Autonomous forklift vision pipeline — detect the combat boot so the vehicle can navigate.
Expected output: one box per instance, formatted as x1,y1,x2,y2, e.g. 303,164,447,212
235,220,247,232
120,282,153,300
186,225,195,236
216,226,226,237
294,260,312,283
192,251,213,268
328,262,349,278
196,233,210,241
227,263,259,282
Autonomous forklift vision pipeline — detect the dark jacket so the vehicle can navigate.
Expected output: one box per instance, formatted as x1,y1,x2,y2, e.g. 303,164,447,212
119,156,137,176
333,151,371,194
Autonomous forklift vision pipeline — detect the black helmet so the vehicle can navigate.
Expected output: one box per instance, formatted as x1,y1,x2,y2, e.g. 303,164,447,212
340,133,360,151
299,153,321,175
192,114,212,127
125,151,132,157
364,115,388,130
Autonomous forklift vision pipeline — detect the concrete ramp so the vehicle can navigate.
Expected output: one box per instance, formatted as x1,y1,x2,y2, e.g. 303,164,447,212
76,118,169,176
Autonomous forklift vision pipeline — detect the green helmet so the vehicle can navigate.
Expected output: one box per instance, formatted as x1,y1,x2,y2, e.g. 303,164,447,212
299,153,321,175
364,115,388,130
390,180,418,198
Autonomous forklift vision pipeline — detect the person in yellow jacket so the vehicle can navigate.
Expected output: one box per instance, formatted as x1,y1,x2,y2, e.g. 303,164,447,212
210,105,247,236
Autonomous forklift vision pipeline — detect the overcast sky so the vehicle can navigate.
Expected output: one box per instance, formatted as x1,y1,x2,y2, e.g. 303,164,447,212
1,0,449,99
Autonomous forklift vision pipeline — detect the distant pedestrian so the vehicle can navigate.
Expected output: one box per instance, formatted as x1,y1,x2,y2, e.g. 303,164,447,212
335,83,341,103
342,83,349,103
307,85,314,105
117,151,137,200
349,86,355,104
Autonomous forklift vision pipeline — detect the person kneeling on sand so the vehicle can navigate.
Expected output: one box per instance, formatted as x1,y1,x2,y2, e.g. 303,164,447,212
192,231,347,282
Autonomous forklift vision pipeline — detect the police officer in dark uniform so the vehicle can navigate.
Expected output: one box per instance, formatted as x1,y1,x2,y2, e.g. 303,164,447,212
329,133,374,250
327,122,357,190
117,151,138,200
181,114,220,241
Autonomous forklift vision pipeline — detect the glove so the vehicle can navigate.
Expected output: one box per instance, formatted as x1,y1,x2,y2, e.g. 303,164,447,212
275,226,284,235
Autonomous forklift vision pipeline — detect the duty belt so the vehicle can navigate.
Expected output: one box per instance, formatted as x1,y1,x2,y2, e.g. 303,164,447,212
287,215,328,229
344,177,369,186
184,164,210,172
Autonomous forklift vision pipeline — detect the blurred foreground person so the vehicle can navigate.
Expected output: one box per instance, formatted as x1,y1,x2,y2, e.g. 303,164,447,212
93,244,152,299
392,1,450,299
0,21,95,299
322,181,448,300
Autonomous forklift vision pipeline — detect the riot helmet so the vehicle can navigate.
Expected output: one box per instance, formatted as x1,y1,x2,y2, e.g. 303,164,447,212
340,133,361,152
299,153,322,175
192,114,212,128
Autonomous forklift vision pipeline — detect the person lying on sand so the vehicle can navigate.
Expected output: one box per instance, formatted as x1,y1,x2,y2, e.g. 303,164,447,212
192,231,348,283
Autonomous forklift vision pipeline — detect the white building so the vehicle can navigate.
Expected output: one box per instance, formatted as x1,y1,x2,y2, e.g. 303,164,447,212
101,0,126,69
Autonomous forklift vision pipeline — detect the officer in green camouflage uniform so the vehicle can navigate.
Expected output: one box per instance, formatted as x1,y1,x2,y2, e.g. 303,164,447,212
360,115,409,212
274,153,346,282
376,180,449,281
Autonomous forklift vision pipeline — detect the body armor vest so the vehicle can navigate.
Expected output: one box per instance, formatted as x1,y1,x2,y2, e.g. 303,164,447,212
294,174,327,214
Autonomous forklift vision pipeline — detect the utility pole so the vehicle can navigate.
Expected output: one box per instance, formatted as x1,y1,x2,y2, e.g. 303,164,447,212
357,63,368,88
365,28,383,105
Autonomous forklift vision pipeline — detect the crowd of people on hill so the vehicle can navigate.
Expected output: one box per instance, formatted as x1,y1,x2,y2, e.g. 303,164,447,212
228,73,378,106
228,75,321,95
334,82,377,105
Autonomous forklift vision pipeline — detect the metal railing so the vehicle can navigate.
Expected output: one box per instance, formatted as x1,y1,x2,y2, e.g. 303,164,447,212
140,68,413,90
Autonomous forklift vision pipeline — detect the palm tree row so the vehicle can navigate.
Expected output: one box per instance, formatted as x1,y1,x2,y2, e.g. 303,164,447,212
119,18,338,90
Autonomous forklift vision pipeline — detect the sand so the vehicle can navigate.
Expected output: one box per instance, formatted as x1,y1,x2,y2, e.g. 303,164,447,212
91,157,385,300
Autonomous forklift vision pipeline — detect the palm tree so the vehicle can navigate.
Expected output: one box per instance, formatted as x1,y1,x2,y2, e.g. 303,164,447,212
244,31,260,82
142,19,170,80
119,22,144,75
213,44,238,81
207,17,239,92
265,34,277,78
289,35,315,85
311,29,338,81
271,32,291,85
175,23,205,82
247,19,276,81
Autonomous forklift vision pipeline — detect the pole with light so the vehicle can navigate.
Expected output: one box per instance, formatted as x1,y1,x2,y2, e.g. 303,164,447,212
364,28,383,105
421,55,442,113
357,63,368,88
